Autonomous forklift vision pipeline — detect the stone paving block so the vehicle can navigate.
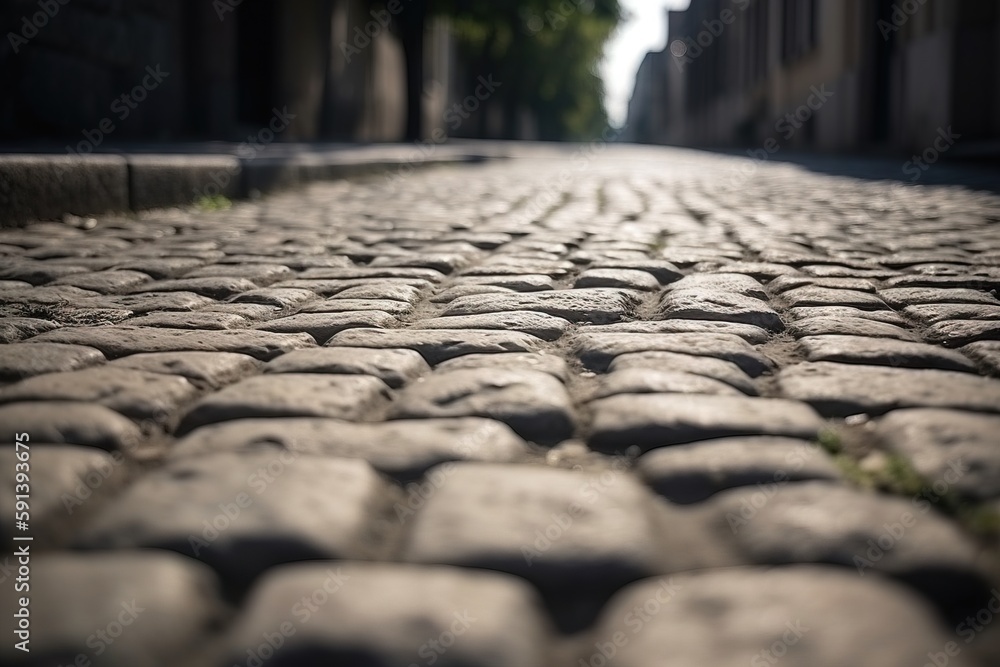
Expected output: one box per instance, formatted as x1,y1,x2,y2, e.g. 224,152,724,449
0,552,225,667
702,481,987,610
0,285,99,305
777,361,1000,417
719,261,800,279
799,335,976,371
29,326,316,360
369,252,472,273
113,256,207,279
0,261,91,285
875,409,1000,500
586,566,976,667
79,291,215,313
327,328,546,365
0,401,142,451
297,266,447,283
0,366,199,426
108,352,260,390
0,444,126,544
0,342,105,381
76,452,394,586
925,319,1000,347
229,287,319,309
435,352,570,382
462,260,575,278
767,275,877,293
443,288,641,324
589,394,824,453
780,286,889,310
401,464,694,601
255,311,397,344
223,562,550,667
263,347,429,388
184,262,294,284
587,259,683,283
129,276,259,299
669,272,767,299
125,311,249,330
593,320,772,343
878,287,1000,308
329,282,424,302
456,273,556,291
786,305,909,326
903,303,1000,325
608,351,757,394
800,264,899,279
170,417,531,480
788,316,919,341
589,368,744,400
271,277,434,296
659,289,785,332
413,311,571,341
573,332,773,376
176,374,391,435
51,269,152,293
430,285,517,302
298,297,414,315
0,317,60,343
637,436,840,503
390,368,576,444
962,340,1000,375
575,268,661,291
882,274,1000,290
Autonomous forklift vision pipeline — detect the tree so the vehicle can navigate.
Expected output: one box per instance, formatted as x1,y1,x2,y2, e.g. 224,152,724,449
394,0,623,141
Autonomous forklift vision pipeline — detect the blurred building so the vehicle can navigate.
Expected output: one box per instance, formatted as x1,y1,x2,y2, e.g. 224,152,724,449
0,0,453,143
626,0,1000,154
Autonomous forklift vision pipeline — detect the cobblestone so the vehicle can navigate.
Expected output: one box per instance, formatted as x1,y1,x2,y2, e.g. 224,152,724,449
0,552,224,667
703,481,988,611
390,368,576,444
170,417,531,479
327,328,546,364
589,394,824,452
637,437,840,503
589,567,976,667
0,366,199,426
176,374,391,435
224,563,550,667
4,147,1000,665
573,332,773,375
262,346,429,388
29,326,316,359
799,335,977,371
107,351,260,389
778,361,1000,416
443,289,641,323
875,409,1000,500
77,452,394,587
0,342,105,381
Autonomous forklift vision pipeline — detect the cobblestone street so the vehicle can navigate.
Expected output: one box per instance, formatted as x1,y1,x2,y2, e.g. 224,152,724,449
2,145,1000,666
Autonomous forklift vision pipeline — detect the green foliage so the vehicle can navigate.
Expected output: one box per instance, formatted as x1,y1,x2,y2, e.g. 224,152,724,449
437,0,623,140
195,194,233,212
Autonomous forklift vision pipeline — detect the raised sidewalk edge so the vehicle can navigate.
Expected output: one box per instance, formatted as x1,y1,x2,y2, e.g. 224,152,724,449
0,150,489,227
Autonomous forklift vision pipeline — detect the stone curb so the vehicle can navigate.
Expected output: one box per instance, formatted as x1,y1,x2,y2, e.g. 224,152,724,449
0,151,489,228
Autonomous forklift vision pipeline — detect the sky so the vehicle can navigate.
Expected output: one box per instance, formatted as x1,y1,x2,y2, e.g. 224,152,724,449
601,0,691,128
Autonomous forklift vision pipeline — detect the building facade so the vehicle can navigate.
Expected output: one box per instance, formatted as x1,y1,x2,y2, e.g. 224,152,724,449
0,0,453,144
626,0,1000,154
